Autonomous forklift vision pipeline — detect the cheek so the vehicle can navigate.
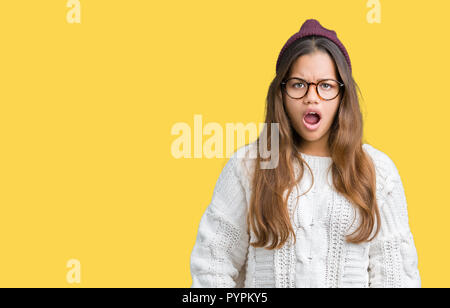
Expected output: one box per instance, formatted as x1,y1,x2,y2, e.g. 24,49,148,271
284,100,303,123
325,102,340,122
285,102,302,127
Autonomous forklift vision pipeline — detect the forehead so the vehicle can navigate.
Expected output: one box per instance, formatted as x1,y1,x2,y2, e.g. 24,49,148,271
289,51,337,80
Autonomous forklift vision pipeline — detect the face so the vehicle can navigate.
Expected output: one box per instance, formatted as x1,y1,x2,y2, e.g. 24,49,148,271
282,51,341,156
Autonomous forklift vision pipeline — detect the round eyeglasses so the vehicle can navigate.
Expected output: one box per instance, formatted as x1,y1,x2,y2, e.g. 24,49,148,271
281,77,344,101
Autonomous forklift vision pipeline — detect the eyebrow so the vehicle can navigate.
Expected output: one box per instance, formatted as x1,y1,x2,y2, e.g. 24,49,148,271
290,75,336,81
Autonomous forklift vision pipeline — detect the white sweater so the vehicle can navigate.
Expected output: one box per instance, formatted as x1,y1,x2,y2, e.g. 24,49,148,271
189,142,421,288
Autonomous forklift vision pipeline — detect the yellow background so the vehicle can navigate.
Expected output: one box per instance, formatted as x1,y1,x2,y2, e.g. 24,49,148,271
0,0,447,287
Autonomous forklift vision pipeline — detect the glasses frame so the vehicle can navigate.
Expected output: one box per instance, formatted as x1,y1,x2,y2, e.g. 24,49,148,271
281,77,345,101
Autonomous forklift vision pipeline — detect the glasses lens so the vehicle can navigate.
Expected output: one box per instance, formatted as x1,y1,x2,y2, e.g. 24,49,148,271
285,79,308,98
317,80,341,100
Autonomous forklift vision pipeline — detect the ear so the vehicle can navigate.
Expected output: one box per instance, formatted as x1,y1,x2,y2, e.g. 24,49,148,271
277,91,287,112
277,87,283,100
336,99,344,118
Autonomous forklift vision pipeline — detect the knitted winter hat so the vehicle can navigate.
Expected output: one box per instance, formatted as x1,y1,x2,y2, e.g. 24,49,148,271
276,19,352,74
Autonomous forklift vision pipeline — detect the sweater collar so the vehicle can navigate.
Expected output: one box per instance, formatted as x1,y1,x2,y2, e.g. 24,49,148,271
298,151,333,172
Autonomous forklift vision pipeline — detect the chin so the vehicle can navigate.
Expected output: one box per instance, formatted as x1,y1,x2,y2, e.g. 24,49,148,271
299,131,324,141
302,136,323,142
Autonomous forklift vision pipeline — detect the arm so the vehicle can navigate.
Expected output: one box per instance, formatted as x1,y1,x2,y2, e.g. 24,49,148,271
368,156,421,288
189,152,250,288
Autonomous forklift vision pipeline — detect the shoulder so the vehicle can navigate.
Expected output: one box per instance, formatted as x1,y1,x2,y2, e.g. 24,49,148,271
362,143,395,170
362,143,402,196
362,145,414,242
228,141,258,180
209,142,258,218
212,141,258,197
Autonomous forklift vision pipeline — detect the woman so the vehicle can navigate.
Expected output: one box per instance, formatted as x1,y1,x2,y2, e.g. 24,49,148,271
189,19,421,288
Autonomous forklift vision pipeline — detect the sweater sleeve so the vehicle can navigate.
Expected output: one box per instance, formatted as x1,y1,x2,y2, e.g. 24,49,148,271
189,151,250,288
367,154,421,288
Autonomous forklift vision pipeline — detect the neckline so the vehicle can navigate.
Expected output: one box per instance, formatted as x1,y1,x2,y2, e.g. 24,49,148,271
298,150,333,170
299,151,332,159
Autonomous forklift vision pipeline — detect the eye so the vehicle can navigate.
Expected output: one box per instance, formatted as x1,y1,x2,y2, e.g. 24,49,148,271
320,83,332,90
293,82,306,89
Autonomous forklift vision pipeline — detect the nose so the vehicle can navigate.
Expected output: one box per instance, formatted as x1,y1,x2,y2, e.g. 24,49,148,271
303,84,320,104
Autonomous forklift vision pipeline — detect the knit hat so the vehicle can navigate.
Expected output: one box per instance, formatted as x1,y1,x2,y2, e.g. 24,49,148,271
276,19,352,74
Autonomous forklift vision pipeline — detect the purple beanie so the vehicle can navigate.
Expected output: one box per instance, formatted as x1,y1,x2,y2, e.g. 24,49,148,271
276,19,352,74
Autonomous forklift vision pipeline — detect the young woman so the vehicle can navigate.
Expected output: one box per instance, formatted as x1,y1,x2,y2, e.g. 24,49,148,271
189,19,421,288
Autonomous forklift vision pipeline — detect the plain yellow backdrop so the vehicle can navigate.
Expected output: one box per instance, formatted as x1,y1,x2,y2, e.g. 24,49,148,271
0,0,448,287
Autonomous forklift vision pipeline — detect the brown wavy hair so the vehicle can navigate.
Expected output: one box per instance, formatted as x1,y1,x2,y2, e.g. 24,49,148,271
247,36,381,250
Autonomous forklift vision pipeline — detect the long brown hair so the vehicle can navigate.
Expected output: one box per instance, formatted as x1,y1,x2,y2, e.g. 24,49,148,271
247,36,380,250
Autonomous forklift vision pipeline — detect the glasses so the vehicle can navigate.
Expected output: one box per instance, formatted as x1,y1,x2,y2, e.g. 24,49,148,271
281,77,344,101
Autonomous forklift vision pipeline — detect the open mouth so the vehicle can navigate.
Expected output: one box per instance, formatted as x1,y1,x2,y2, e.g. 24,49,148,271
303,112,321,131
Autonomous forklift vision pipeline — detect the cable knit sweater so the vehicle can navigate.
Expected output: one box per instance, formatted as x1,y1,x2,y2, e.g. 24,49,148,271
189,142,421,288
